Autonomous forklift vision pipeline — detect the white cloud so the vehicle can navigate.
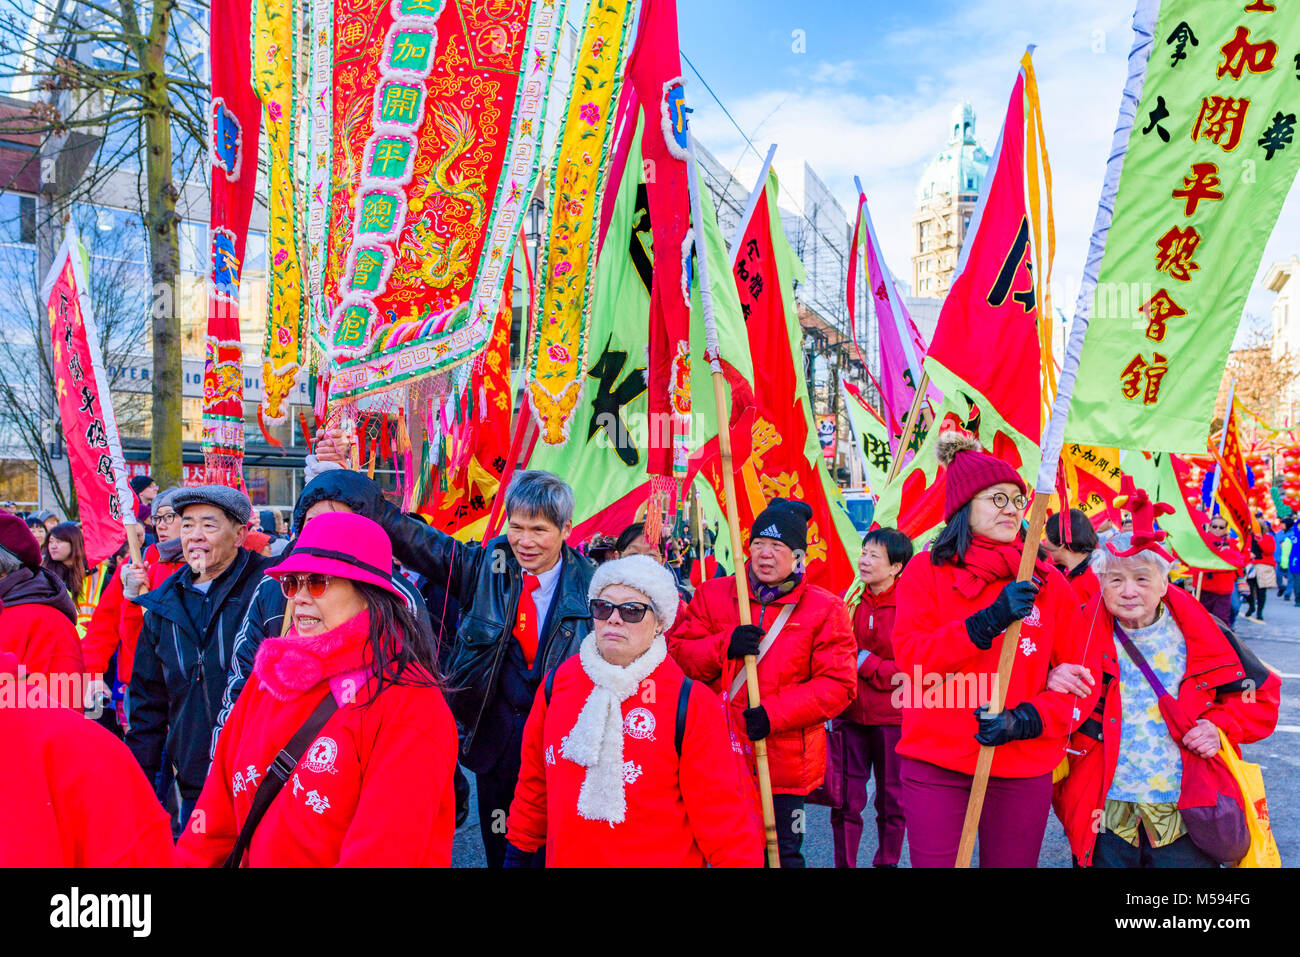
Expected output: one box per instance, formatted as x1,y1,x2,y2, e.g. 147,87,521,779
808,59,858,85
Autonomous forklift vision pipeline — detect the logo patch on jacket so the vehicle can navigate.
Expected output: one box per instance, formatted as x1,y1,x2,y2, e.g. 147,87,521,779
624,707,656,740
1023,604,1041,628
303,736,339,775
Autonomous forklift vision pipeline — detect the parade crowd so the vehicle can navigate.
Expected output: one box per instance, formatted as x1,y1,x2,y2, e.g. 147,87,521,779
1,430,1282,868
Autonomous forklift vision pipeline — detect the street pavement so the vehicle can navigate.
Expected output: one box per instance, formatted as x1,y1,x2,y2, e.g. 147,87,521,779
451,590,1298,867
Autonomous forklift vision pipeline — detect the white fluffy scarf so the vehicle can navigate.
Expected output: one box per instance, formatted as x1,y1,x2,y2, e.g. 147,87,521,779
560,633,667,824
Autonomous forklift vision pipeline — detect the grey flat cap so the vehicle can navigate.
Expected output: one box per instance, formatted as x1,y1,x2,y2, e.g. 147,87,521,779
171,485,253,525
151,485,184,514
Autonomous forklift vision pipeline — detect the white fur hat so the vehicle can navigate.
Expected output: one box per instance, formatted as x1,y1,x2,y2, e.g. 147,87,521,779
587,554,680,630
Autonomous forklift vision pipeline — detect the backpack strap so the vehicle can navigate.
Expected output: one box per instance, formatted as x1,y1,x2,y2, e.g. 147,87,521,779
674,677,693,757
222,692,340,868
544,665,559,705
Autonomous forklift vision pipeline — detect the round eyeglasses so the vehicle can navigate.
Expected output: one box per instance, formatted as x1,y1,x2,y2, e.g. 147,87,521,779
976,491,1029,511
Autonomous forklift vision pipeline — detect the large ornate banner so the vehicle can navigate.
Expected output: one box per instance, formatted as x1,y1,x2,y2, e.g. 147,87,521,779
41,231,136,566
1066,0,1300,451
202,0,260,484
526,0,639,445
320,0,567,403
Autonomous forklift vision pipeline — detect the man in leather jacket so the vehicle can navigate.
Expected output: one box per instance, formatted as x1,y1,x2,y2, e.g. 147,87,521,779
340,465,595,868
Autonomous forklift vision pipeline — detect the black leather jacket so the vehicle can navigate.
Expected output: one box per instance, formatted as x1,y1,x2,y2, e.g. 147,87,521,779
355,473,595,772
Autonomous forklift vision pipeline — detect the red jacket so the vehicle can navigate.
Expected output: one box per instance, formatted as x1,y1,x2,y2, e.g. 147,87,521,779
1052,585,1281,866
667,570,857,794
0,603,83,708
893,550,1101,779
82,544,183,685
506,651,763,867
840,583,902,726
1064,563,1101,607
176,667,457,867
0,664,176,866
1191,538,1246,594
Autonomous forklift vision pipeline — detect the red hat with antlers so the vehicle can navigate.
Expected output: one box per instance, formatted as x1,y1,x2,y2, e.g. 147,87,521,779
1106,475,1176,563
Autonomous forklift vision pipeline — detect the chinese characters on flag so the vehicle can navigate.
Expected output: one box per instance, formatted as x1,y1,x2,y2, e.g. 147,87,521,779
41,231,135,566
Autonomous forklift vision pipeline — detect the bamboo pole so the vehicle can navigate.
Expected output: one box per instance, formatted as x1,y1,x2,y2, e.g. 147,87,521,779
712,370,781,868
954,492,1050,867
886,369,930,484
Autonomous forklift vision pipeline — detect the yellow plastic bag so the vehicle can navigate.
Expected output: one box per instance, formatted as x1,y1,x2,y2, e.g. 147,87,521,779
1217,730,1281,868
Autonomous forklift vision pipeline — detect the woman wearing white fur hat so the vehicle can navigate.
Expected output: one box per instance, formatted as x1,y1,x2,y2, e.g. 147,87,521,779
504,555,763,867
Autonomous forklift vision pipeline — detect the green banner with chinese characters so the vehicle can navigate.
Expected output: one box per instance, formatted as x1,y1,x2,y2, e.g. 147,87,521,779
1066,0,1300,452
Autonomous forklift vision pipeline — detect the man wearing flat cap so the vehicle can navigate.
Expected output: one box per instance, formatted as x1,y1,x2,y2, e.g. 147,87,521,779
125,485,274,835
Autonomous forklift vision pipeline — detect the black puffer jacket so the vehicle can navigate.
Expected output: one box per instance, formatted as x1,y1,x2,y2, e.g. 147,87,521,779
125,547,273,797
348,470,595,772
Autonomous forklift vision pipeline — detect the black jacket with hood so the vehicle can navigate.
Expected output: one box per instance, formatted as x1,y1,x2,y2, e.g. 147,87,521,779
344,469,595,773
125,546,273,797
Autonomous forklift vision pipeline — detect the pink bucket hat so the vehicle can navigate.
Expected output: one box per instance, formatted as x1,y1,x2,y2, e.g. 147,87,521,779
269,511,402,599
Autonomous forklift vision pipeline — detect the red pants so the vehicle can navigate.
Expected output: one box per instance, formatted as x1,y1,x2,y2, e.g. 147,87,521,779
899,757,1052,868
829,721,904,867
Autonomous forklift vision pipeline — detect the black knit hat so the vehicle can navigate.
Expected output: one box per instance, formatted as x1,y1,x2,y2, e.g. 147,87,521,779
750,498,814,552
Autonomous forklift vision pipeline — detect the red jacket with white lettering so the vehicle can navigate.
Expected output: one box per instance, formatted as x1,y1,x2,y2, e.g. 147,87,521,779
176,618,457,868
892,549,1102,779
840,583,902,726
506,649,763,867
666,570,857,794
1052,585,1281,866
0,653,176,867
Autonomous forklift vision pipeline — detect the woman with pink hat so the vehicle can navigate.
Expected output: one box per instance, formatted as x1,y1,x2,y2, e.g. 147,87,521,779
176,512,458,867
892,432,1102,867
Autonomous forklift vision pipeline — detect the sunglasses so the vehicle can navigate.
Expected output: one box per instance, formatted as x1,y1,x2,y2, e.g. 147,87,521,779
279,573,332,599
589,598,651,623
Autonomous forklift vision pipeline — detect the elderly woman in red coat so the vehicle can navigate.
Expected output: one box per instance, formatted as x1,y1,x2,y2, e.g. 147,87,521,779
504,555,762,867
667,498,857,868
892,432,1101,867
1051,527,1281,867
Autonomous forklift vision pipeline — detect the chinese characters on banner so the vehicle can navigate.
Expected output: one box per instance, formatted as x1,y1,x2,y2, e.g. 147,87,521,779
841,378,893,496
1066,0,1300,451
40,231,135,566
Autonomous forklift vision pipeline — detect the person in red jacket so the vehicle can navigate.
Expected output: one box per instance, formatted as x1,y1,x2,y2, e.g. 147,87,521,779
1189,514,1245,626
1044,508,1100,607
831,527,913,868
82,488,186,730
505,555,762,867
893,432,1101,868
1052,530,1281,867
176,512,457,866
668,497,857,867
0,651,177,867
0,512,82,709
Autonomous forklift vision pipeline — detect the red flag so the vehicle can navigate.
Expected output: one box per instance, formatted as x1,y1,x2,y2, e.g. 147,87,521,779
1211,401,1255,549
42,232,135,566
689,174,856,593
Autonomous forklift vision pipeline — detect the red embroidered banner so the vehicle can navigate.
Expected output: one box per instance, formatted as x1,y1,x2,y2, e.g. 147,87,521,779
41,231,136,566
202,0,261,485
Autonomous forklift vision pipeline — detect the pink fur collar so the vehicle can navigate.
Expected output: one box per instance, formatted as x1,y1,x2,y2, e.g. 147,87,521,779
254,609,371,702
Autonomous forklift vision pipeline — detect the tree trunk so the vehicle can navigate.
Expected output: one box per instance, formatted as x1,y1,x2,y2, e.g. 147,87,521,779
139,8,181,488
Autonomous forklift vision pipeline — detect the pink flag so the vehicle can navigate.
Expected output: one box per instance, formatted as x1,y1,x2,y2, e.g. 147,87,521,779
849,192,939,447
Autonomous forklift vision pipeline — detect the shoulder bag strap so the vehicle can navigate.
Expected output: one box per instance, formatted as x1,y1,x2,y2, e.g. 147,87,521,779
222,692,340,868
674,677,693,757
728,600,798,701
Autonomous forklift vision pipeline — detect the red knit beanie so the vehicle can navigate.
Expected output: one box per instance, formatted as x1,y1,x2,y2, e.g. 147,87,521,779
935,431,1026,521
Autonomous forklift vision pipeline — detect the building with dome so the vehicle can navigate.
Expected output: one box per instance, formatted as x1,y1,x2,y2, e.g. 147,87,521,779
911,102,989,299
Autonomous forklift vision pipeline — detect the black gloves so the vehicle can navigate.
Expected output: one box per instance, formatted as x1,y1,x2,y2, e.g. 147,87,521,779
743,705,770,741
965,580,1040,650
502,842,543,868
974,702,1043,745
727,624,764,660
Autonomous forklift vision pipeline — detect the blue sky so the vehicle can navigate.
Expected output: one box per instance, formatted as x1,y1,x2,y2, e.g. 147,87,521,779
675,0,1299,339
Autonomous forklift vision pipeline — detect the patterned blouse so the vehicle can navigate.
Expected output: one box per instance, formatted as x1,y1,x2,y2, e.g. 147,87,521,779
1104,605,1188,847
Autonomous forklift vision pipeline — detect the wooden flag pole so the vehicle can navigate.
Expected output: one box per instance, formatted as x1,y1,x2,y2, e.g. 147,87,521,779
954,491,1050,868
712,369,781,868
689,126,780,868
886,369,930,484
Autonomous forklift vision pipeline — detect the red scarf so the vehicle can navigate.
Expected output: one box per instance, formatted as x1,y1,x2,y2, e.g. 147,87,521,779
952,535,1054,600
254,609,371,702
